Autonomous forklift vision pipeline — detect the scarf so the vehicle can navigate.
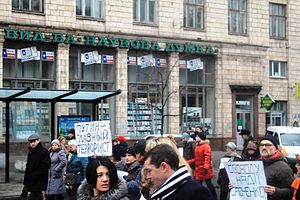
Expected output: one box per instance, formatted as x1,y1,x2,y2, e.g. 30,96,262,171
292,177,300,200
150,166,190,200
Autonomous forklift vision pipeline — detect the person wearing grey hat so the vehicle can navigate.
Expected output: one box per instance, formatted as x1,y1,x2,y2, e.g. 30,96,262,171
217,142,242,200
23,134,51,200
259,135,294,200
46,139,67,200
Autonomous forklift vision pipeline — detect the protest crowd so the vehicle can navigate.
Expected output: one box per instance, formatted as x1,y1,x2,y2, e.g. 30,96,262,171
20,123,300,200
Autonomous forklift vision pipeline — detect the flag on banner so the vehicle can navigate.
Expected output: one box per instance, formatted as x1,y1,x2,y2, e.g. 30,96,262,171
19,46,38,62
156,58,167,67
187,58,203,71
42,51,54,61
127,56,137,65
179,60,186,68
82,51,100,65
3,48,16,59
102,55,114,64
140,54,154,68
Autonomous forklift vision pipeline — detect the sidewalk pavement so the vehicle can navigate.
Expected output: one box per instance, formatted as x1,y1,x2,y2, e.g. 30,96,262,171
0,151,225,199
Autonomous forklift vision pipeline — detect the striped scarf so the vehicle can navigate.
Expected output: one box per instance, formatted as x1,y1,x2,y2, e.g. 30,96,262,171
151,166,190,200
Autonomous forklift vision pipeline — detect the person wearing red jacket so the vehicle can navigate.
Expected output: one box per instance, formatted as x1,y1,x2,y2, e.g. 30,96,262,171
188,132,217,200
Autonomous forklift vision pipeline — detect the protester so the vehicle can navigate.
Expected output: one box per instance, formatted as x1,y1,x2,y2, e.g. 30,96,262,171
141,137,192,198
182,132,196,161
239,129,254,158
65,139,88,200
144,144,213,200
46,139,67,200
187,132,217,200
259,135,294,200
291,155,300,200
67,128,76,141
242,140,259,161
124,147,140,181
108,146,126,171
115,135,128,157
57,136,69,155
23,134,51,200
78,156,129,200
217,142,242,200
127,139,147,200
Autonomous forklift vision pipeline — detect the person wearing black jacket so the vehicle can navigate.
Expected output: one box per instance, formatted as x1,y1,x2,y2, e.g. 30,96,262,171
239,129,254,158
23,134,51,200
144,144,213,200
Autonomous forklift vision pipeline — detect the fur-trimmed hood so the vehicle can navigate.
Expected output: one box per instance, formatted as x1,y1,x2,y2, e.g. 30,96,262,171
78,177,130,200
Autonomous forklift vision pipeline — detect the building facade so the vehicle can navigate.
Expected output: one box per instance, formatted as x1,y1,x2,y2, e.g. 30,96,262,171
0,0,300,181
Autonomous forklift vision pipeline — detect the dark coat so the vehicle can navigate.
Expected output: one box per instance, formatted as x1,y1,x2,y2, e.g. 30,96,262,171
262,150,294,200
24,142,51,192
77,178,130,200
241,135,254,158
66,152,88,184
46,148,67,195
183,139,196,161
152,177,213,200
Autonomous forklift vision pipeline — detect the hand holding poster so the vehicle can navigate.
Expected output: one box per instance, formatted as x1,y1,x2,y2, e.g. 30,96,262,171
74,121,112,157
224,161,267,200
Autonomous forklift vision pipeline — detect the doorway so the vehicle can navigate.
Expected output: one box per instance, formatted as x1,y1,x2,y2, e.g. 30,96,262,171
235,95,253,147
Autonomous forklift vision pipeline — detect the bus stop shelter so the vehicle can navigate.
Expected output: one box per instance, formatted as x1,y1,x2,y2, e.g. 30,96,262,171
0,87,121,182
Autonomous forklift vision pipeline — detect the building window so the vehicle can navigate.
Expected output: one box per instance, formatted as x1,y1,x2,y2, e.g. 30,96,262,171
133,0,156,23
183,0,204,29
228,0,247,34
179,56,215,134
76,0,103,18
266,101,287,126
269,3,286,38
12,0,43,12
3,42,55,88
269,61,287,78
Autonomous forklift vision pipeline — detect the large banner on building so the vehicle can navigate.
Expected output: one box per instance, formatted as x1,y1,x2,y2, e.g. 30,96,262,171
224,161,267,200
74,121,112,157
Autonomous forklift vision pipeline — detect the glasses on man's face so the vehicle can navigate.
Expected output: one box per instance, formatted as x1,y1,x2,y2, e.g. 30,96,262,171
259,143,273,148
29,139,37,143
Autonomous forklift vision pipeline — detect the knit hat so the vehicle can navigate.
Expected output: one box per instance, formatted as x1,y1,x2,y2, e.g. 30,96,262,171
246,140,258,151
259,135,278,149
51,139,60,146
225,142,237,151
134,139,146,156
68,139,77,146
182,133,190,140
28,134,39,141
239,129,251,135
197,132,206,140
117,135,126,143
126,147,136,158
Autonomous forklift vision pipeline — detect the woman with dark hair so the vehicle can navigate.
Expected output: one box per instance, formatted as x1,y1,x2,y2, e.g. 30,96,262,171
78,156,129,200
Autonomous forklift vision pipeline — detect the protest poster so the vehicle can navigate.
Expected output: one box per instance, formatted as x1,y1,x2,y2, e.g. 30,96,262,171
74,120,112,157
224,161,267,200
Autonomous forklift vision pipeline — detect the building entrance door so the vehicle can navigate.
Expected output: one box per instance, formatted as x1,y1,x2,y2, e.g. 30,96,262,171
235,95,253,148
